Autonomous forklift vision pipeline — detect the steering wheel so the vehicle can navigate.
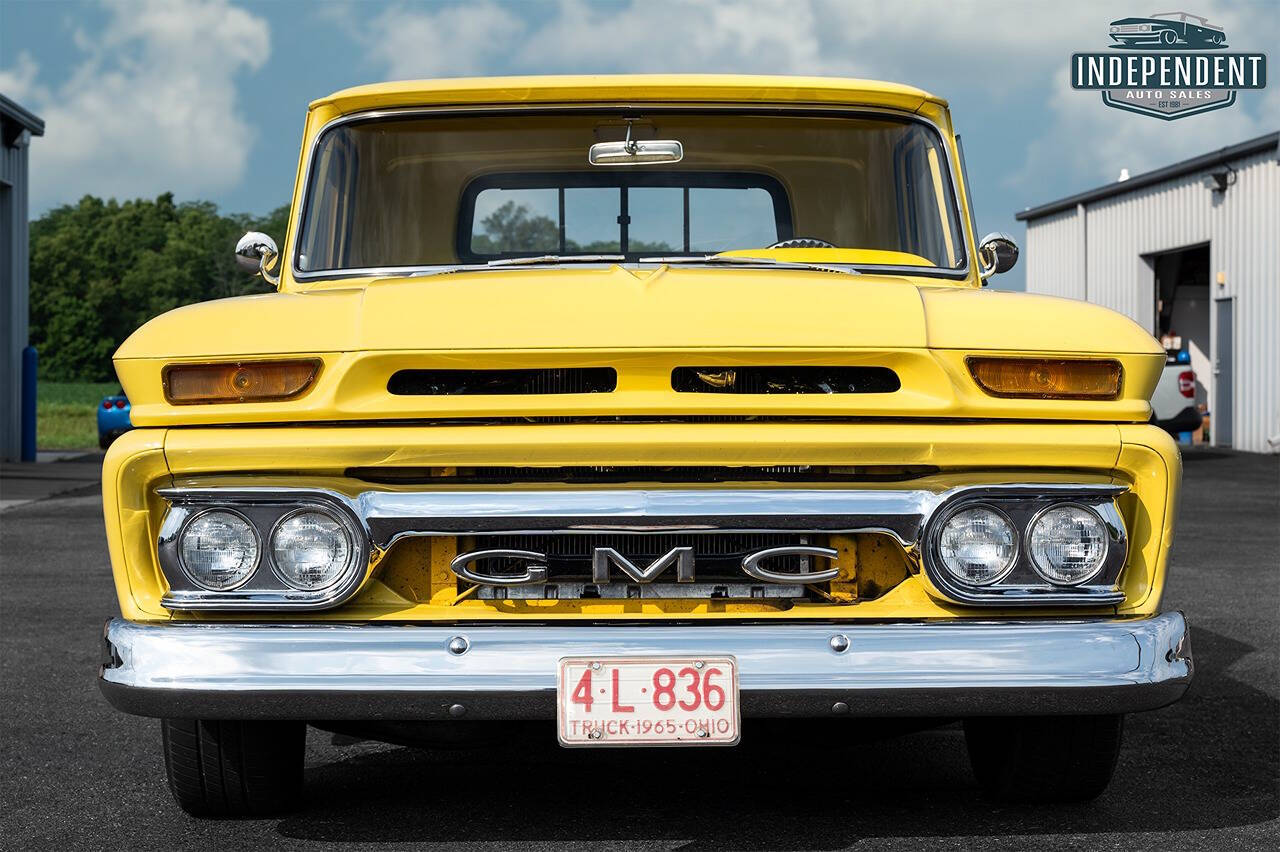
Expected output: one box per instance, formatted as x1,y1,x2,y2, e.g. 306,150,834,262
768,237,836,249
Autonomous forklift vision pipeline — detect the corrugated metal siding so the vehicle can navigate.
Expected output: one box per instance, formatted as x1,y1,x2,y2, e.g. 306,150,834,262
1,137,31,461
1024,207,1085,300
1024,148,1279,453
1220,151,1280,456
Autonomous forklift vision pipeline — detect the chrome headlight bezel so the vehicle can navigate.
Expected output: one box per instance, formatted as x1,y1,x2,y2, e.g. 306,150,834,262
922,485,1128,607
158,489,370,611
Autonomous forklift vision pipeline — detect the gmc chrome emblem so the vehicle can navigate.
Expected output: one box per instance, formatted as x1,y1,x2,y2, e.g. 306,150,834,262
450,545,840,586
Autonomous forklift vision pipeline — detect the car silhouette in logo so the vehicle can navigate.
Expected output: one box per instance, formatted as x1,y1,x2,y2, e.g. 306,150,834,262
1110,11,1226,48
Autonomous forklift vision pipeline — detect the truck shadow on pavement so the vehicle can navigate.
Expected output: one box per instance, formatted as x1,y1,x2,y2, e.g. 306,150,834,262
275,626,1276,848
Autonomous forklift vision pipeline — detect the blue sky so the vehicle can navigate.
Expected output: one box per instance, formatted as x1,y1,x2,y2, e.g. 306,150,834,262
3,0,1276,291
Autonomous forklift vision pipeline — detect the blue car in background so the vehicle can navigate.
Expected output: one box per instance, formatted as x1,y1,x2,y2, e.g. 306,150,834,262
98,394,132,449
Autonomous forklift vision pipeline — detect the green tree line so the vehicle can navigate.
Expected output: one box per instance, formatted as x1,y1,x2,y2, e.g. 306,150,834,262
28,195,671,382
28,194,287,381
472,200,674,255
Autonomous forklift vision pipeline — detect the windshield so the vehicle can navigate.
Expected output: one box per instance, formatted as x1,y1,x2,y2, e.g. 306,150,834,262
296,110,966,275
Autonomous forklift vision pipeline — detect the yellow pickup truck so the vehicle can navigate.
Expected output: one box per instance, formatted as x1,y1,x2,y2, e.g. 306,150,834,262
97,75,1192,816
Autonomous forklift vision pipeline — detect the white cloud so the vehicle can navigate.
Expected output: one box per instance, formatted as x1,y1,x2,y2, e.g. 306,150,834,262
364,2,524,80
0,0,269,210
350,0,1278,190
823,1,1277,186
349,0,821,81
352,1,1121,94
1007,0,1280,189
0,51,42,100
508,0,823,76
1014,74,1280,191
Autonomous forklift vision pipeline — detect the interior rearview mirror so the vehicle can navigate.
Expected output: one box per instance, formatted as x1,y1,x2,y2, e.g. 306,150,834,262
588,139,683,166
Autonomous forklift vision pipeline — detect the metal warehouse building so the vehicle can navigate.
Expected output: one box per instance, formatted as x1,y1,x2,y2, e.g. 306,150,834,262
1,95,44,462
1017,132,1279,454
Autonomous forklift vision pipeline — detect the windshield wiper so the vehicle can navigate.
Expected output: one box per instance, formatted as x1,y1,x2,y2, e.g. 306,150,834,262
638,255,859,274
485,254,625,267
412,252,857,278
409,255,625,277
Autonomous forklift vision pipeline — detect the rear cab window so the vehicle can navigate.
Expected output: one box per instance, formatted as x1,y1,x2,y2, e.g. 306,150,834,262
460,174,791,260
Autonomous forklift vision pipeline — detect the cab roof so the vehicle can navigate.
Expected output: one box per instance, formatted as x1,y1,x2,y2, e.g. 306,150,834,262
310,74,945,116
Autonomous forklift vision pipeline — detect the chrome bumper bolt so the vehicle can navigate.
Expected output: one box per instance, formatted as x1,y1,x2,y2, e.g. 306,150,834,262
447,636,469,655
448,703,466,718
832,701,850,715
829,634,850,653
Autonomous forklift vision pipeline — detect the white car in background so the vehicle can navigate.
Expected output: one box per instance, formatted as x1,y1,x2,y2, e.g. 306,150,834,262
1151,355,1202,435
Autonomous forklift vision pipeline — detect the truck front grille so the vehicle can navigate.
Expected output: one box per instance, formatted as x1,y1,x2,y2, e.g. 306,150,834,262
388,367,617,396
671,366,900,394
465,532,820,601
469,531,814,577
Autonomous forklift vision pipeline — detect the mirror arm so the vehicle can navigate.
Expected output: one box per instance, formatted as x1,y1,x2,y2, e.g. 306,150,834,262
259,258,281,287
235,231,281,287
977,231,1019,281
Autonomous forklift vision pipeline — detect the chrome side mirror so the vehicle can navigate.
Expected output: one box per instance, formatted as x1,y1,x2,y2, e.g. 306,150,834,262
235,231,280,286
978,232,1019,280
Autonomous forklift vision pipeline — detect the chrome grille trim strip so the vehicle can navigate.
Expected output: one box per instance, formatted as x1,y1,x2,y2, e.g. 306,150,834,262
160,484,1124,549
361,487,940,548
156,483,1129,608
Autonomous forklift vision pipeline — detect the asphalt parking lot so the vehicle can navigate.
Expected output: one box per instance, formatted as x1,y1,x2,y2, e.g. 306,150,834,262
1,449,1276,851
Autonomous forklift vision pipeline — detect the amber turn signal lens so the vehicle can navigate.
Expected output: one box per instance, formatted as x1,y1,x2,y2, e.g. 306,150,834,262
163,360,320,404
967,357,1122,400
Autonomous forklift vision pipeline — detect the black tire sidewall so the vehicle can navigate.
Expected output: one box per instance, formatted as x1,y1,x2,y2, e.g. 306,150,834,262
964,714,1125,803
161,719,305,817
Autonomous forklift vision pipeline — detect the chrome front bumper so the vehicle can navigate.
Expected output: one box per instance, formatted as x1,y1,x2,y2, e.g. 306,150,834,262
99,613,1192,721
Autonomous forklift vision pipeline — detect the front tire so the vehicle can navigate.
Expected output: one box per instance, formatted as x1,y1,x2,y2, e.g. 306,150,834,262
161,719,305,817
964,714,1124,803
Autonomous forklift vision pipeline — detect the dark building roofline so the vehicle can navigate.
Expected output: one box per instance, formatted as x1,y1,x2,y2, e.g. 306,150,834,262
0,94,45,146
1015,131,1279,221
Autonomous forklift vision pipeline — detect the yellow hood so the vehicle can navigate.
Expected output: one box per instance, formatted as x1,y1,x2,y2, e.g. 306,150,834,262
116,266,1159,357
114,266,1163,427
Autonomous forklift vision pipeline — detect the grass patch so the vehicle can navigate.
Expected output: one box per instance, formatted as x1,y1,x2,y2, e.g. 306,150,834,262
39,381,121,451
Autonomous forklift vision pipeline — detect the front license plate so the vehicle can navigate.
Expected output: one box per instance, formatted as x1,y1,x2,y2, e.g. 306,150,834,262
557,656,740,746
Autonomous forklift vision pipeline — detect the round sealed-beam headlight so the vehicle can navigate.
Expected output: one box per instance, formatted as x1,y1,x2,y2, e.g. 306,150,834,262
178,509,260,591
1028,504,1109,585
270,509,354,591
936,505,1018,586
